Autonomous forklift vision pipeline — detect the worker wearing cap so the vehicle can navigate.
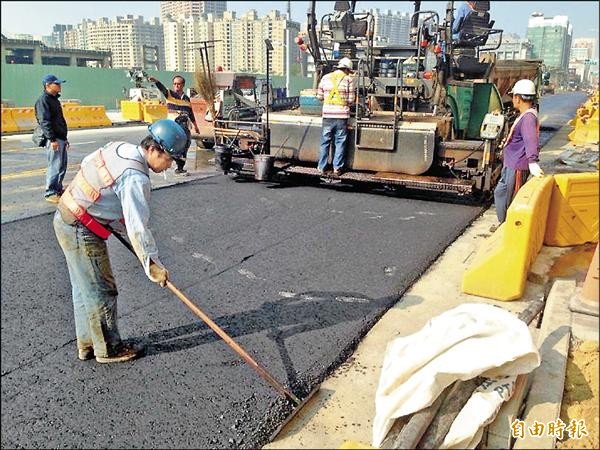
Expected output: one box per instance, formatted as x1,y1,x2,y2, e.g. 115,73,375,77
53,120,188,364
316,57,356,176
35,74,69,203
148,75,198,176
494,79,544,224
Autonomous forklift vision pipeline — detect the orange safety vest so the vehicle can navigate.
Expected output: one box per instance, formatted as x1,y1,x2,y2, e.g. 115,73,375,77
59,142,149,239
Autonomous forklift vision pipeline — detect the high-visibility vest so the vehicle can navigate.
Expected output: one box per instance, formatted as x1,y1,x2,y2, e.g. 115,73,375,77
59,142,149,239
324,72,348,107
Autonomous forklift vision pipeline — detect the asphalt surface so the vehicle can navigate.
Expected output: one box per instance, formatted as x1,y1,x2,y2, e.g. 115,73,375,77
1,174,481,448
1,126,217,223
0,92,587,448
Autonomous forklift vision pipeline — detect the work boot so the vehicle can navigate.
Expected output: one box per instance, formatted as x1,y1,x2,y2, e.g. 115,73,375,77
95,344,145,364
45,194,60,204
174,168,189,177
78,347,95,361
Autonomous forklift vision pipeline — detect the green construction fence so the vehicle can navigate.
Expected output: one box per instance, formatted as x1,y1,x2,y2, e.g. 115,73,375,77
0,62,313,110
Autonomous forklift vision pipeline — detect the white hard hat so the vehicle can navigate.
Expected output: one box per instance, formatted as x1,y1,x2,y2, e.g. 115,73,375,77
512,79,536,96
337,57,353,71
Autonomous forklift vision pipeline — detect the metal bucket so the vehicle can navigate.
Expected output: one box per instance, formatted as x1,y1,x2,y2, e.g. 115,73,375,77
253,154,274,181
214,144,232,173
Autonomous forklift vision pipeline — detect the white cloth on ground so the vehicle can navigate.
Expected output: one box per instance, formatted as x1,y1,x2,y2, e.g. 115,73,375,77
372,303,540,448
441,375,518,449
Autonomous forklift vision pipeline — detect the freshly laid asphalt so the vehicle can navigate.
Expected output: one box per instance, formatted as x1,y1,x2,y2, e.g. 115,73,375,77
1,175,481,449
1,91,587,449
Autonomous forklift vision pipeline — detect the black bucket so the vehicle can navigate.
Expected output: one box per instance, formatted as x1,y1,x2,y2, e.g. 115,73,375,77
214,145,232,173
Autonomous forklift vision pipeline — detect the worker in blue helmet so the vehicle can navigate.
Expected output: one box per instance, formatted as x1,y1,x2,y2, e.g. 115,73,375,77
53,119,188,364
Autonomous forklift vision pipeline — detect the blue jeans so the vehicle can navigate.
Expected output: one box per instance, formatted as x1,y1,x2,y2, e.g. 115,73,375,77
45,138,68,197
494,166,530,223
318,118,349,171
53,211,122,358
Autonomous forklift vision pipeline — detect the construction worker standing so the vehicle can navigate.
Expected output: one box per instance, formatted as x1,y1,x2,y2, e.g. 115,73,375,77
53,120,188,363
148,75,199,175
317,57,355,176
35,74,69,203
493,79,544,225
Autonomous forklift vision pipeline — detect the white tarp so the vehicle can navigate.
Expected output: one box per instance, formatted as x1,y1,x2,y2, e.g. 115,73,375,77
441,375,517,449
372,303,540,448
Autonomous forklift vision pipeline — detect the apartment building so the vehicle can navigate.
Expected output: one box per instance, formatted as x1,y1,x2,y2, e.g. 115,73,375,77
64,15,164,69
160,1,226,22
162,8,300,75
163,14,215,72
52,24,73,48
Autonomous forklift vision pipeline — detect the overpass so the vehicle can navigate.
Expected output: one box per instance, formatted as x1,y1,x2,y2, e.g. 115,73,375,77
1,34,111,68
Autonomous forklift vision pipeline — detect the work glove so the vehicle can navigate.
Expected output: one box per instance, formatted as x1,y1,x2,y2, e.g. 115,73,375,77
149,262,169,287
528,162,544,178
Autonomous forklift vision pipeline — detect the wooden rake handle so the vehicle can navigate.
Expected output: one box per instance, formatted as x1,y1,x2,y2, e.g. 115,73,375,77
110,230,300,405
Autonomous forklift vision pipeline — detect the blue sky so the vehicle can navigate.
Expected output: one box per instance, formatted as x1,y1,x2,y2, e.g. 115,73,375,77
1,1,598,39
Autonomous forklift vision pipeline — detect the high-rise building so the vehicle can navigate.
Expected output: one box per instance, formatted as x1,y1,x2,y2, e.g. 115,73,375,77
571,37,598,61
215,9,300,75
160,1,226,22
484,34,533,60
162,9,300,75
52,24,73,48
64,15,164,69
361,9,411,46
569,37,598,87
163,14,215,72
526,13,572,72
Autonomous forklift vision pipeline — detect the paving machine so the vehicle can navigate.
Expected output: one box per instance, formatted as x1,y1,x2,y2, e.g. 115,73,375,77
217,1,542,198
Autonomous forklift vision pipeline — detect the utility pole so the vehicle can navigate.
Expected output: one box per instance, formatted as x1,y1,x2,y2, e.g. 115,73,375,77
265,38,274,153
286,1,292,97
285,28,291,97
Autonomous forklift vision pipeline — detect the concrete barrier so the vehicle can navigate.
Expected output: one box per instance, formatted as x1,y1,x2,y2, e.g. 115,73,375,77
2,104,112,132
61,104,112,128
84,105,112,127
142,102,168,123
462,176,554,301
1,108,19,133
11,107,37,131
545,172,599,246
121,100,144,121
63,105,88,128
568,91,599,145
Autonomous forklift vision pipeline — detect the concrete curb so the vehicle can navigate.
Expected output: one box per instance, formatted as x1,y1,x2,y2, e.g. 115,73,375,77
513,280,575,450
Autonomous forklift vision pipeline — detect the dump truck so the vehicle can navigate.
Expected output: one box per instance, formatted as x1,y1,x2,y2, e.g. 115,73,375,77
208,1,543,199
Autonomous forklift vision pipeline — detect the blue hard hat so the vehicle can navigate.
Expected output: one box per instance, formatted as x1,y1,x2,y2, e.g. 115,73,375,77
147,120,188,160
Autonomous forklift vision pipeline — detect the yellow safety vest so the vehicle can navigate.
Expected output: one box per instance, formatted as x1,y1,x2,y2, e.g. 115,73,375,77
325,72,348,107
